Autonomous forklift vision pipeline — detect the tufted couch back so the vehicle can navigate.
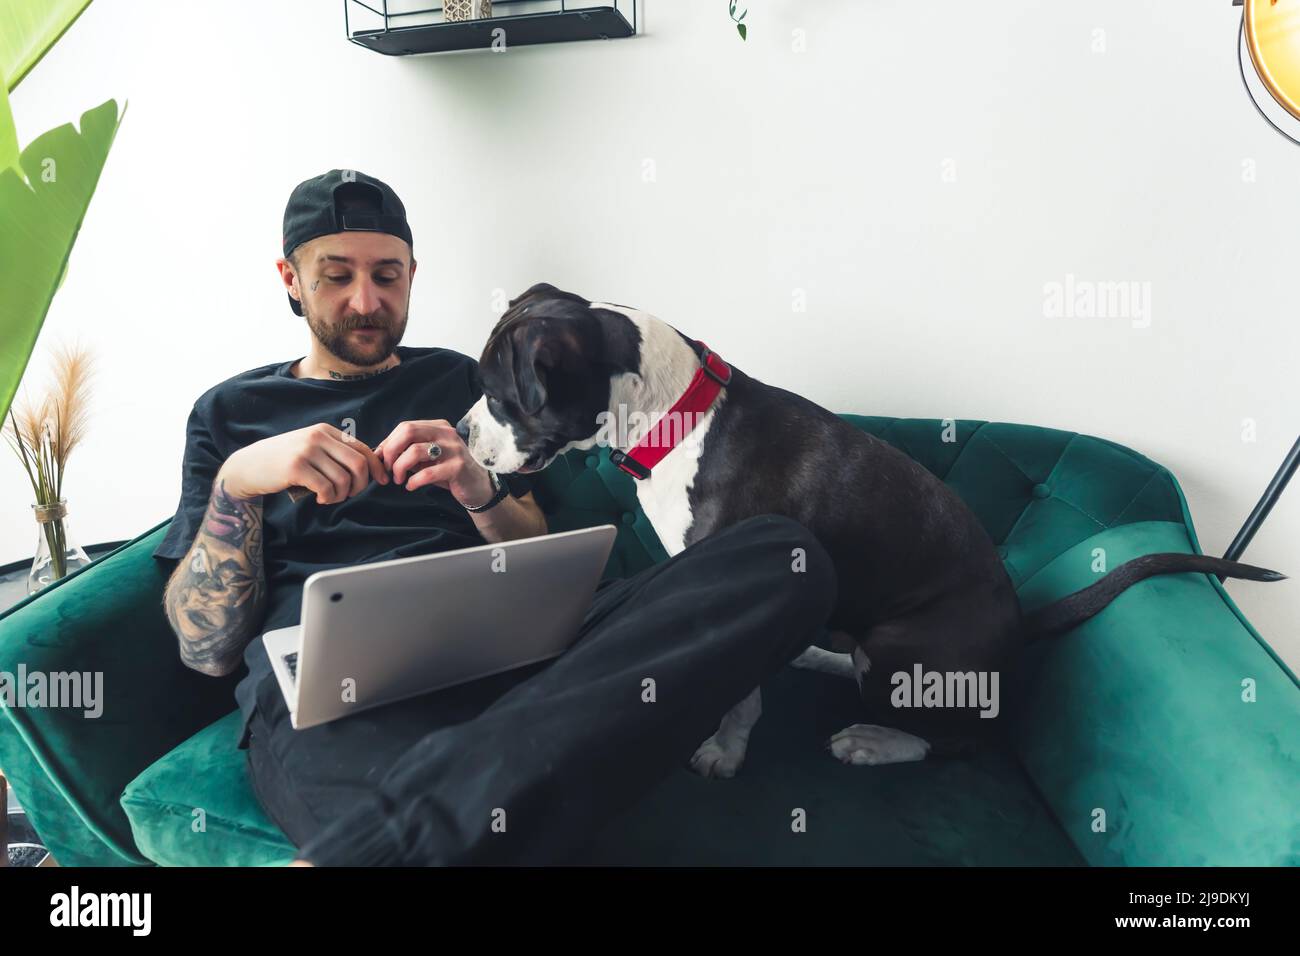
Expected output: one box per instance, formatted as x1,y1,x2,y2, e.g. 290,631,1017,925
531,415,1188,596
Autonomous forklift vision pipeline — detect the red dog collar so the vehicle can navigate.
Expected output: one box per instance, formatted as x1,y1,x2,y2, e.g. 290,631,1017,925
609,340,731,480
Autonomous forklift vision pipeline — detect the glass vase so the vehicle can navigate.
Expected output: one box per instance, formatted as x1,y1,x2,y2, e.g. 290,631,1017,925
28,499,92,595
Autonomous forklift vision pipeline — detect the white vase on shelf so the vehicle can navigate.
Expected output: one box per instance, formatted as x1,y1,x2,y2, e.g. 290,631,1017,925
443,0,492,22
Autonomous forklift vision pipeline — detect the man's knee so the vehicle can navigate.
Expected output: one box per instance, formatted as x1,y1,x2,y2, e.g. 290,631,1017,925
728,514,837,620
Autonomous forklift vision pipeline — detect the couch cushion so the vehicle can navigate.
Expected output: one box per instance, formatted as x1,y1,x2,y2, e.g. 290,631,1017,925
122,711,296,867
123,668,1083,866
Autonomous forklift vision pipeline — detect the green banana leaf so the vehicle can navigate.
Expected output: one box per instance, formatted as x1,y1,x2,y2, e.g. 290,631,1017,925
0,95,123,423
0,83,16,174
1,0,94,92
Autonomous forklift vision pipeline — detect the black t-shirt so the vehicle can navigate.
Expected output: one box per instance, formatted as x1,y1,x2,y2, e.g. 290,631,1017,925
153,345,537,744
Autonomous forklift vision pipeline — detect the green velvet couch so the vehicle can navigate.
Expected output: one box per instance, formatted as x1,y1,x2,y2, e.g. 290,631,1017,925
2,417,1297,866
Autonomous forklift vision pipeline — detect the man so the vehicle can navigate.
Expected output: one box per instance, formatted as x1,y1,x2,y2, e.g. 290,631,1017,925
156,169,837,866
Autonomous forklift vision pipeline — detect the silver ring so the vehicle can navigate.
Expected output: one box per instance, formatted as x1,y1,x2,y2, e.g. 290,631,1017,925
426,442,442,461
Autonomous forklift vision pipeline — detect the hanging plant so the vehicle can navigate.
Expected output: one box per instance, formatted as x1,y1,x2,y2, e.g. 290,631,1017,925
729,0,747,41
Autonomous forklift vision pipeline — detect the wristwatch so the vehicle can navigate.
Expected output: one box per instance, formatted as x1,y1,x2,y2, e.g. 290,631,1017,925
462,470,509,513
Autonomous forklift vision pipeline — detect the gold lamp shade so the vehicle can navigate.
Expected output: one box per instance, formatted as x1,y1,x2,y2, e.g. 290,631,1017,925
1245,0,1300,121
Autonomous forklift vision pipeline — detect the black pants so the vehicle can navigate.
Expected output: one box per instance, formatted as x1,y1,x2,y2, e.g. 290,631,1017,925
245,514,837,866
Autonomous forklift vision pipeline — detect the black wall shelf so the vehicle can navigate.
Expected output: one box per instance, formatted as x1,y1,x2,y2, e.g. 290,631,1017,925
345,1,636,55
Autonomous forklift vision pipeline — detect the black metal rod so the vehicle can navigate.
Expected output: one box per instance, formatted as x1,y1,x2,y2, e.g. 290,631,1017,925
1220,433,1300,578
348,0,386,18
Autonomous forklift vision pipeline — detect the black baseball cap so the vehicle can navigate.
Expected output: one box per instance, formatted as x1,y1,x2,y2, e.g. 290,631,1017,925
281,169,414,316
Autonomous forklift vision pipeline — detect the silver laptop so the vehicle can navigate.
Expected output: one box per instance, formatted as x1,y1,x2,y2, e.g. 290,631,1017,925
262,525,617,730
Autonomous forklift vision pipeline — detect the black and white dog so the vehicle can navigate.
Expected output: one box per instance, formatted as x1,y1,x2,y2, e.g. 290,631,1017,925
456,282,1285,776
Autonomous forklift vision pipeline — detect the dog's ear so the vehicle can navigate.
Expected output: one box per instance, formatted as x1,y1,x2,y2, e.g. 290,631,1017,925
513,322,582,416
513,326,558,416
514,342,549,417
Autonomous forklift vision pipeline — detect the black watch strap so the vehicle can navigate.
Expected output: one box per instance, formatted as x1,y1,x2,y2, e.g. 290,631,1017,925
463,472,509,513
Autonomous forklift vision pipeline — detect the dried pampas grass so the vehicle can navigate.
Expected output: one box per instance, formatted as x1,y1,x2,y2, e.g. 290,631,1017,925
5,342,96,505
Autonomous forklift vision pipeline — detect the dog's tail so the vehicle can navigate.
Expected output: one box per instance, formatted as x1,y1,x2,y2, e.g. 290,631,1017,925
1020,552,1285,641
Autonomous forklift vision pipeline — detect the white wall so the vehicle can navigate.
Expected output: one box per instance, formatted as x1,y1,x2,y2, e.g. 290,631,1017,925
6,0,1297,667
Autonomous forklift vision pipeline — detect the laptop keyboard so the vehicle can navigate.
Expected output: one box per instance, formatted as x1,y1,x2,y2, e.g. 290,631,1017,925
284,652,298,683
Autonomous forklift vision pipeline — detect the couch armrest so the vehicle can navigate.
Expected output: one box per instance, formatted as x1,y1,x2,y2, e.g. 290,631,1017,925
1012,519,1300,865
0,522,242,865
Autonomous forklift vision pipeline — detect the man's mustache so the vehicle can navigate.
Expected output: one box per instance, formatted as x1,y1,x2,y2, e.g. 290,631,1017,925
337,314,394,331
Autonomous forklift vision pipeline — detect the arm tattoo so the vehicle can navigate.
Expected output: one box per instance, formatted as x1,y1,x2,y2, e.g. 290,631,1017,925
165,479,267,676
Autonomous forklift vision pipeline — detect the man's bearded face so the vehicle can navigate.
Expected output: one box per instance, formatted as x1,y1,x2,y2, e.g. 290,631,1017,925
293,233,414,367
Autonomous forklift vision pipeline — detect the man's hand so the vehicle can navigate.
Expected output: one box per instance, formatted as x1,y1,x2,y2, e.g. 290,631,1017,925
219,423,389,506
376,419,495,509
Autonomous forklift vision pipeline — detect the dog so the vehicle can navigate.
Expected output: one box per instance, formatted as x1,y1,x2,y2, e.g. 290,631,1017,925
456,282,1286,777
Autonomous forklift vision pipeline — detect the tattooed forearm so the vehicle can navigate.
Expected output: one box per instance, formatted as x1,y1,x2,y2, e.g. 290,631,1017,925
164,479,267,676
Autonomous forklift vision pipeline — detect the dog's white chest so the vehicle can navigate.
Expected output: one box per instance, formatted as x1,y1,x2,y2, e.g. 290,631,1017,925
591,303,725,560
631,408,717,558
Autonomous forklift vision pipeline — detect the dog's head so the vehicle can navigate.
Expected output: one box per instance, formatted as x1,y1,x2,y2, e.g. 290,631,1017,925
457,282,643,474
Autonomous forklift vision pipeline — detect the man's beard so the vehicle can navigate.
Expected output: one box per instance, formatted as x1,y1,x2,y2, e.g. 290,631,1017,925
303,302,408,367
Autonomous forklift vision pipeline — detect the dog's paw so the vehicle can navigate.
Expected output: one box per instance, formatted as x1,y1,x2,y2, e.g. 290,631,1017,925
790,645,856,681
689,733,749,778
825,724,930,766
